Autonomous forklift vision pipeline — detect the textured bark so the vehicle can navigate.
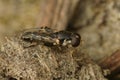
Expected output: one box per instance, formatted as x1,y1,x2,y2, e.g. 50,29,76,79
36,0,80,31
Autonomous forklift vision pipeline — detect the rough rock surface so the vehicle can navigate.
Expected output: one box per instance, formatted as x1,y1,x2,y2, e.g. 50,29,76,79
0,37,107,80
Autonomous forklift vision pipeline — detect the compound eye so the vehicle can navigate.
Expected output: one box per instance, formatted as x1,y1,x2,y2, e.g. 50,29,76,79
71,33,81,47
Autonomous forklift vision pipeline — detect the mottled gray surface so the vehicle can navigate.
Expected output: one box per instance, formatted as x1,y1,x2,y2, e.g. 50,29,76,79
76,0,120,61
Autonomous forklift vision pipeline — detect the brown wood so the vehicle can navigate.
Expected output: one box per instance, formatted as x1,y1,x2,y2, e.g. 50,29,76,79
36,0,80,31
99,50,120,76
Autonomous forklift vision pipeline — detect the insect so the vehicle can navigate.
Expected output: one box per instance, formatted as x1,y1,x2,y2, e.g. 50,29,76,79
21,27,81,47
